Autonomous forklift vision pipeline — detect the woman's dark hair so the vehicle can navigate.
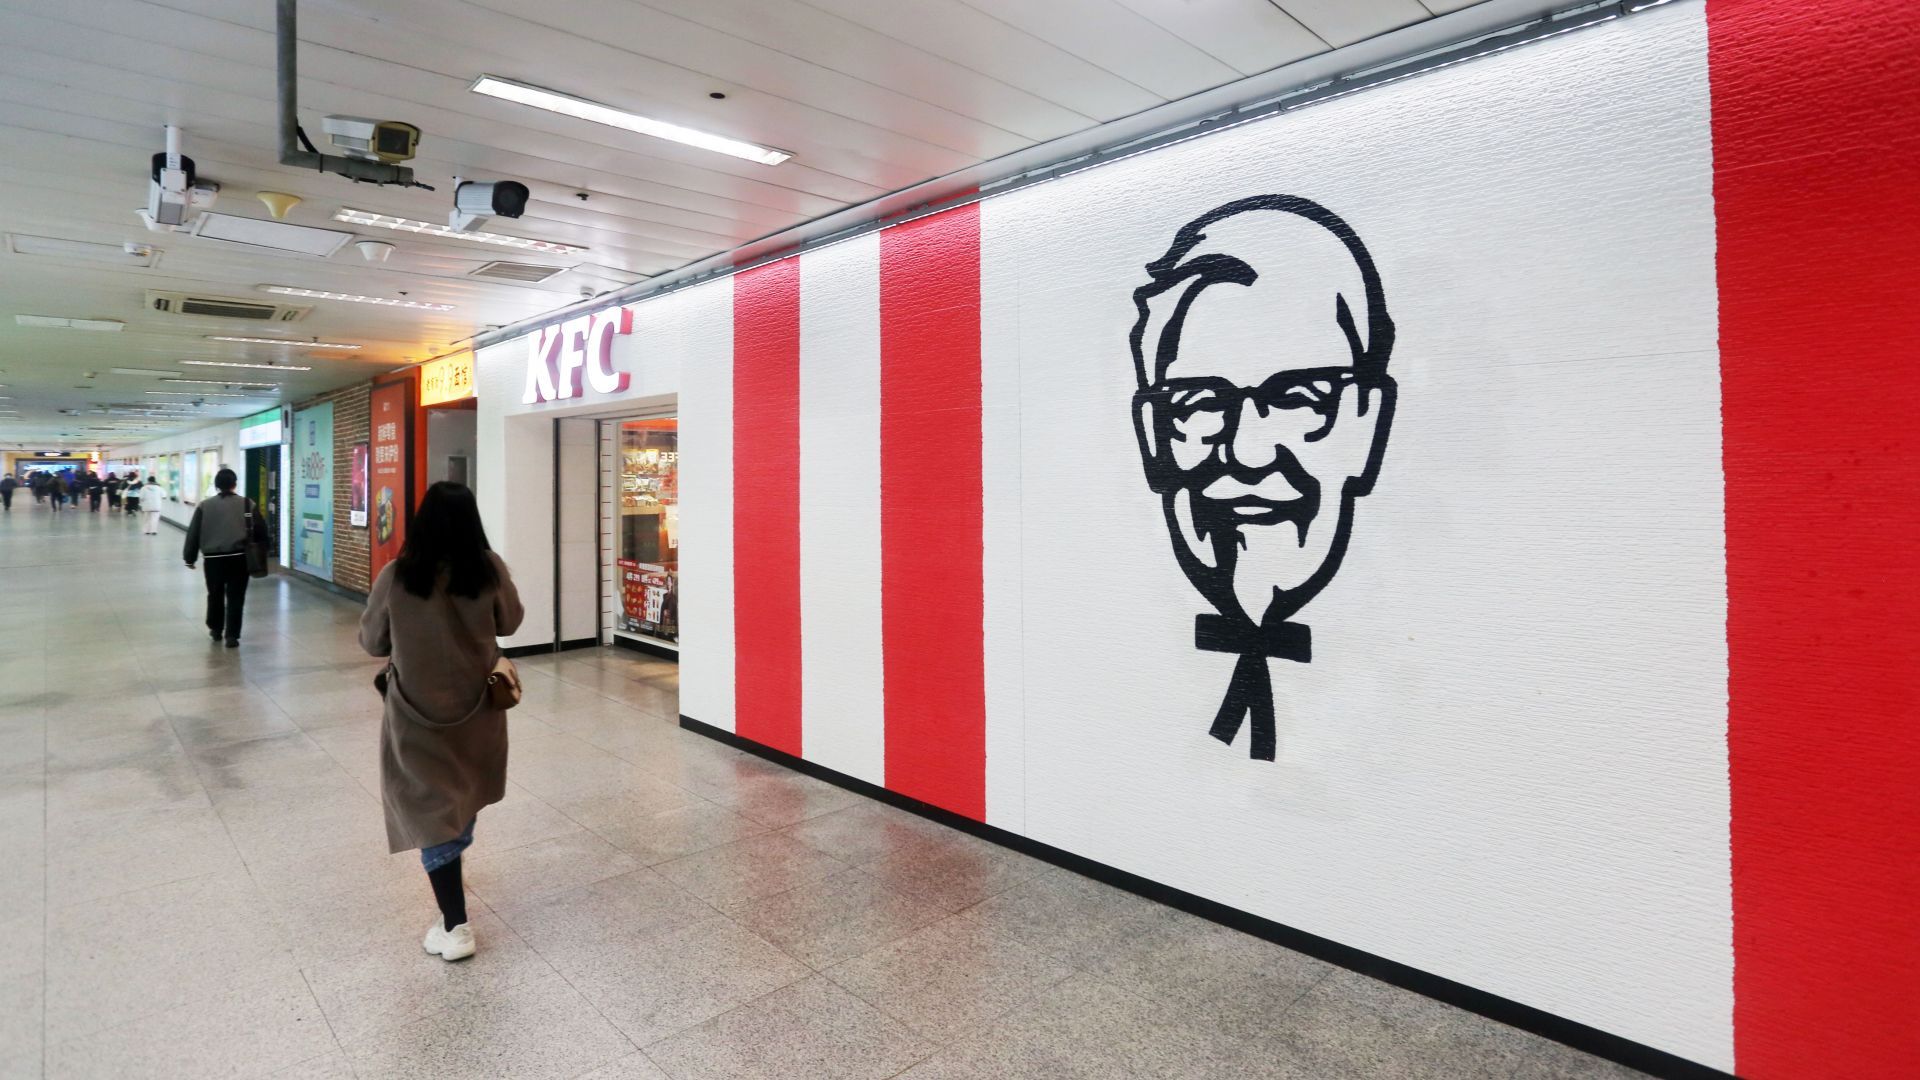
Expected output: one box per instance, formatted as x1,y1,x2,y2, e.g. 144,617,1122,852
214,467,237,492
395,481,497,600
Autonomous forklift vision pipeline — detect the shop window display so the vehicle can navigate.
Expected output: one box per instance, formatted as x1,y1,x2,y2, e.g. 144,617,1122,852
616,419,678,643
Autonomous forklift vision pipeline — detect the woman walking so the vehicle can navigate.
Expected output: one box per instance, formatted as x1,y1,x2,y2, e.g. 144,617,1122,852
138,476,166,534
359,482,523,961
183,468,268,647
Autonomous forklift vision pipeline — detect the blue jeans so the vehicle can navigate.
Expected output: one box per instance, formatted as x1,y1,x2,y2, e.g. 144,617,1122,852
420,817,476,872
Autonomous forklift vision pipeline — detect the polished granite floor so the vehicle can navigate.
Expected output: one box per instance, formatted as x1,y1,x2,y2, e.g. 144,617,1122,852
0,501,1643,1079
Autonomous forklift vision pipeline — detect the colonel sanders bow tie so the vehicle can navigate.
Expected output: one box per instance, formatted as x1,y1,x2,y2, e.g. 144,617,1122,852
1194,613,1312,760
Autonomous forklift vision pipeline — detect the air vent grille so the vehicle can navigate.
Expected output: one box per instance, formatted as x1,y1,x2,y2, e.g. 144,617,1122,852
147,291,309,322
470,260,567,283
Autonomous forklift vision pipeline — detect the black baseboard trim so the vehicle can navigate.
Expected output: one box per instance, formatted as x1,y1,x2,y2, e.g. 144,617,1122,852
678,714,1731,1080
611,635,680,662
502,638,602,659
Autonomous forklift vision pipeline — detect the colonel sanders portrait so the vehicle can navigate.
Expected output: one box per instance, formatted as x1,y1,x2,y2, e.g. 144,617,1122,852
1130,195,1396,760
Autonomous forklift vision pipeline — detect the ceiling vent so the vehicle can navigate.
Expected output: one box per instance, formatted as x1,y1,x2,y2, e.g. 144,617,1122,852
147,291,309,322
469,260,569,284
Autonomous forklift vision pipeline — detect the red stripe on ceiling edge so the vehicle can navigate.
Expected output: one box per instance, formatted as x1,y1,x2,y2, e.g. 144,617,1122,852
879,203,986,820
1709,1,1920,1076
732,259,804,757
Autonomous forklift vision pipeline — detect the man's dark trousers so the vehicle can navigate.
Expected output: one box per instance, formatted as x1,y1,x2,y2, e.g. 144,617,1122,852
203,556,251,641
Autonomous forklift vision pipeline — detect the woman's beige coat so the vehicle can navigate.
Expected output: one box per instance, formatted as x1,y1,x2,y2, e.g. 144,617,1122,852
359,552,525,853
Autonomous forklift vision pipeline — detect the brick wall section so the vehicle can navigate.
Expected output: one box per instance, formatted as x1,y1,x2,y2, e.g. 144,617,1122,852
293,381,373,594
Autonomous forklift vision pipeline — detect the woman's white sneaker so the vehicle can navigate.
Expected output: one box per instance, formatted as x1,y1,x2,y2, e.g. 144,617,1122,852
423,921,476,961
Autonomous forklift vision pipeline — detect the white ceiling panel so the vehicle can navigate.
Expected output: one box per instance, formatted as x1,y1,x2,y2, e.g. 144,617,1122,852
1279,0,1437,49
0,0,1519,446
1110,0,1328,75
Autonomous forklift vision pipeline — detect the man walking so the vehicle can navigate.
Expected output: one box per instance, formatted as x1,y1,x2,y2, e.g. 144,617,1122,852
0,473,14,513
183,468,268,647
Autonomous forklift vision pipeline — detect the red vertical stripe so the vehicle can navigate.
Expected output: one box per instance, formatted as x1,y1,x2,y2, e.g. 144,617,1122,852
880,205,986,819
733,259,804,756
1711,2,1920,1076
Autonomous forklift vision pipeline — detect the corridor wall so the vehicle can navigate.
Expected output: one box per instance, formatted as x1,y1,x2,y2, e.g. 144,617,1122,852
474,2,1920,1075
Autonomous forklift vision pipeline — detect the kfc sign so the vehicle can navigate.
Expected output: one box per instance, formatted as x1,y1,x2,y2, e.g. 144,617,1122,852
522,307,633,404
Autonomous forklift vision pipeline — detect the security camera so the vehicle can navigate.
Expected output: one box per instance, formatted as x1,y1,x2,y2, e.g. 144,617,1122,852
139,125,218,232
449,179,530,232
321,116,421,163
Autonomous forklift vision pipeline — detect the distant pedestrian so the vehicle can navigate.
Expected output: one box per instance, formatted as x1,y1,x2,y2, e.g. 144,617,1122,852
47,473,65,512
87,471,104,512
123,473,141,516
139,477,166,534
360,482,525,962
0,474,14,512
106,473,122,511
183,468,268,648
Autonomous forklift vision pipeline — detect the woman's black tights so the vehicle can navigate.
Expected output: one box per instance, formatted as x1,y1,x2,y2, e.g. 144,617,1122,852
427,858,467,931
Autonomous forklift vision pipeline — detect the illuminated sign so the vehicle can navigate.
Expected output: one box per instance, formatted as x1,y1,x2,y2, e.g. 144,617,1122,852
418,352,475,407
238,408,285,449
522,306,633,404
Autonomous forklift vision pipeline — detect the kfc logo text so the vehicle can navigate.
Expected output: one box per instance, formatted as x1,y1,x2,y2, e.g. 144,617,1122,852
523,307,634,404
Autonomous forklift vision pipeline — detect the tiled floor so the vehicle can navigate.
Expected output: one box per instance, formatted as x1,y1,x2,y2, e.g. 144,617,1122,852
0,502,1644,1079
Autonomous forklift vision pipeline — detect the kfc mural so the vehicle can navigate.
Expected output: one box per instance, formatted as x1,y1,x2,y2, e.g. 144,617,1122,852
477,2,1919,1076
1131,196,1394,759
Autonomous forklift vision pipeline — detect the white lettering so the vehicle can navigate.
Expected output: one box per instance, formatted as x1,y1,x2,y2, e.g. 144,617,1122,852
587,307,633,395
522,325,561,404
556,315,590,400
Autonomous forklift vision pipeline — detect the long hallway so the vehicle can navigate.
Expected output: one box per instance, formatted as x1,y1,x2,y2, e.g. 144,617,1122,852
0,503,1634,1079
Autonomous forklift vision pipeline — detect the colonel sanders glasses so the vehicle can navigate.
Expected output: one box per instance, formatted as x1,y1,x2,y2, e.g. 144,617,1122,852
1144,367,1373,464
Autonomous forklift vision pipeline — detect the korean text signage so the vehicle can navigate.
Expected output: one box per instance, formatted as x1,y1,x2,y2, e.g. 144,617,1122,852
238,408,284,449
368,382,409,579
522,307,633,404
419,352,475,407
293,403,333,579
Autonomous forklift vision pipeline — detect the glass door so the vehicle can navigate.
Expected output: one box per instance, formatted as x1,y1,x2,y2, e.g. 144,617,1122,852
601,416,679,649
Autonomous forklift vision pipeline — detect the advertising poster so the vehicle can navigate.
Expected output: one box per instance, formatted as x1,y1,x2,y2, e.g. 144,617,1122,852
167,453,181,501
293,403,334,579
368,382,409,580
181,451,199,505
618,559,677,640
348,442,370,527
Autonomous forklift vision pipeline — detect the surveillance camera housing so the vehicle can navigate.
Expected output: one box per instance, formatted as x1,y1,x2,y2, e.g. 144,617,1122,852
449,179,531,232
321,116,421,163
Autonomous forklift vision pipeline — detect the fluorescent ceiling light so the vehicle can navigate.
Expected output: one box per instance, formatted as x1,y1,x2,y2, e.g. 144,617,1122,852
179,360,311,372
15,315,124,331
470,75,792,166
260,285,454,311
110,368,185,378
207,335,362,350
146,390,265,398
163,379,279,388
334,208,588,256
8,233,160,268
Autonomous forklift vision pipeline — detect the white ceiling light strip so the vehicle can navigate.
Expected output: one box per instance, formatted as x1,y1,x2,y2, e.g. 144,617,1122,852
470,75,792,166
179,360,312,371
260,285,454,311
207,335,362,350
334,208,588,256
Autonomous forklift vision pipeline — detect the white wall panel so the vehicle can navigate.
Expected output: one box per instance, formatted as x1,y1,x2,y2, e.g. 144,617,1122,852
668,282,737,731
798,234,884,784
991,6,1731,1066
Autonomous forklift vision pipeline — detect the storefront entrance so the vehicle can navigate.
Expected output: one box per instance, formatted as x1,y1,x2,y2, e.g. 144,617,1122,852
599,415,678,653
244,445,280,545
